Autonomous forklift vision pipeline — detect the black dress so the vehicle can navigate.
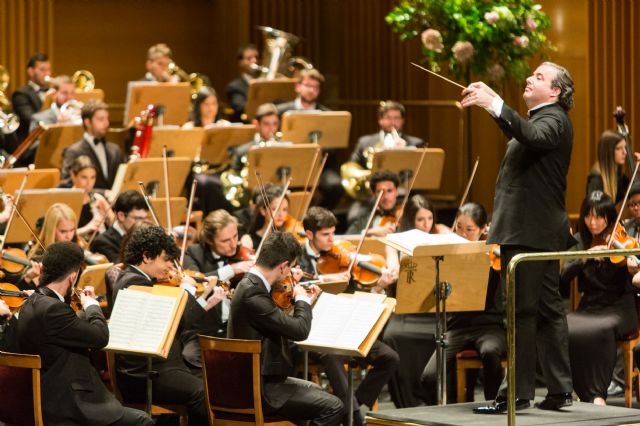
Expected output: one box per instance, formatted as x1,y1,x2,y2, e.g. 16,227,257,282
561,233,638,402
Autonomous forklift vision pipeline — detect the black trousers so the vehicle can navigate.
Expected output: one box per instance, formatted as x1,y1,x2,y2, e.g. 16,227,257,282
497,245,572,400
108,407,154,426
421,324,506,404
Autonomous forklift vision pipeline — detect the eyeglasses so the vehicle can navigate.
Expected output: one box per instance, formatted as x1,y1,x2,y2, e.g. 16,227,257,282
629,202,640,209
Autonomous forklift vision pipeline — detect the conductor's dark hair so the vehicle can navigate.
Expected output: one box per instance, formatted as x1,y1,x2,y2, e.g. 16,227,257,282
27,53,48,69
543,61,574,111
370,170,399,192
123,225,179,266
303,207,337,234
113,190,148,215
40,241,84,286
237,44,258,60
256,231,301,269
578,190,617,248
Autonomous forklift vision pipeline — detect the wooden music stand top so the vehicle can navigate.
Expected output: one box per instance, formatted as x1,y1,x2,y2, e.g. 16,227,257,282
246,143,320,189
0,168,60,193
123,82,191,126
4,188,84,243
199,125,256,165
280,111,352,149
371,148,445,191
34,123,84,170
244,78,297,121
78,262,114,297
146,127,204,158
110,157,191,200
150,197,187,230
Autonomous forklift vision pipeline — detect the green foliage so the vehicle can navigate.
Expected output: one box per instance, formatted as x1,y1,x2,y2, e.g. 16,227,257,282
386,0,552,83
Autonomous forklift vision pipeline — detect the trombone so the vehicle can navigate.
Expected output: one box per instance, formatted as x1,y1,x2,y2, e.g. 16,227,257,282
167,62,209,99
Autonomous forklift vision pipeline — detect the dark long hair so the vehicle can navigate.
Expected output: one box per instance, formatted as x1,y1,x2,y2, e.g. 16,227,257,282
189,87,220,126
399,194,437,233
577,190,617,248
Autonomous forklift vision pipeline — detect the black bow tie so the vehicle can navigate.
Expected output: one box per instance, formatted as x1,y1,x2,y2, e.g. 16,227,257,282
93,138,106,145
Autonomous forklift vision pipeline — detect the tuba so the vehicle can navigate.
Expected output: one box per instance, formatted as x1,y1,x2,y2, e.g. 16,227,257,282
255,26,314,79
0,65,11,112
167,62,209,99
72,70,95,91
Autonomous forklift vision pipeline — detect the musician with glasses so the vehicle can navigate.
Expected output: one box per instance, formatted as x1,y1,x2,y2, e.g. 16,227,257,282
12,52,52,142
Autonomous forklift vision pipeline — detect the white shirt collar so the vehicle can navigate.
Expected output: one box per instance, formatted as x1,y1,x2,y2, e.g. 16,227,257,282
28,81,43,92
249,267,271,293
113,221,126,236
144,72,158,82
527,101,557,115
305,239,319,259
130,264,152,282
294,97,317,111
242,73,253,83
50,288,66,302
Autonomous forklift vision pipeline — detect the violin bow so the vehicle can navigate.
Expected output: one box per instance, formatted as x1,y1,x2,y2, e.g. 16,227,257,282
162,145,173,234
607,160,640,248
254,172,291,258
180,179,197,266
451,157,480,230
0,172,29,252
14,209,45,252
290,153,328,237
85,192,119,247
395,149,427,228
347,189,384,276
292,149,320,228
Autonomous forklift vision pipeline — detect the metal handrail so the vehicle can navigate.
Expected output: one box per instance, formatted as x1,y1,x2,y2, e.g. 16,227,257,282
505,247,640,425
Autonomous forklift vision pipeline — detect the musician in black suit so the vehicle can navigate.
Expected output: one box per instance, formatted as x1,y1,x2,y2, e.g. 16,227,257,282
225,44,259,122
60,100,124,189
462,62,575,413
181,209,254,369
228,231,344,426
350,100,424,169
112,225,227,426
90,190,149,263
11,53,51,142
17,241,153,426
346,170,401,237
229,103,281,171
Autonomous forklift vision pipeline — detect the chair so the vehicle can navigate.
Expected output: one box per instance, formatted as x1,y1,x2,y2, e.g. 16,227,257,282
0,351,43,425
199,335,295,426
618,329,640,407
104,351,189,426
455,349,507,403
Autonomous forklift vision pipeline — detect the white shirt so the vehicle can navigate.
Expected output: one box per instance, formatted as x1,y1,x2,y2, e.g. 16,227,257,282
83,132,109,178
294,97,318,111
210,251,235,282
51,287,99,309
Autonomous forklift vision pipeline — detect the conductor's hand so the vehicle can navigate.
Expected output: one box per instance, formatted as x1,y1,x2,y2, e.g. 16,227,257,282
461,82,498,109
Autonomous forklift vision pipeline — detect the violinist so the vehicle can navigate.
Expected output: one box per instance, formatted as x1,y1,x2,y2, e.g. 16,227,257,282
623,183,640,252
560,191,638,406
0,299,15,351
228,230,344,426
69,155,115,238
297,207,399,425
346,170,400,237
229,102,281,172
17,241,153,426
421,203,506,405
112,225,225,425
90,190,149,263
241,183,289,250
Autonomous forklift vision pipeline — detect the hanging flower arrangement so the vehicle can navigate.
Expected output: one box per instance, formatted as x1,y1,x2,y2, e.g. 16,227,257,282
386,0,552,83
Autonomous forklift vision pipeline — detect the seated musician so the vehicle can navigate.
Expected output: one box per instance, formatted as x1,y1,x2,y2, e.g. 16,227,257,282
421,202,506,404
298,207,399,424
69,155,114,238
229,102,281,171
17,241,153,426
623,183,640,256
346,170,401,237
228,230,344,425
90,190,149,263
350,100,424,169
182,86,231,129
0,299,17,352
586,130,631,204
30,74,80,130
142,43,178,82
225,44,259,122
12,52,51,143
560,190,638,406
240,184,288,250
60,100,124,190
112,225,226,425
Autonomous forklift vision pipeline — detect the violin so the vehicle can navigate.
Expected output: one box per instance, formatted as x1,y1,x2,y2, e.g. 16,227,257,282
0,248,30,275
232,245,256,262
592,223,639,264
378,206,401,228
0,282,28,311
271,275,312,311
316,240,386,287
489,244,501,271
157,269,231,297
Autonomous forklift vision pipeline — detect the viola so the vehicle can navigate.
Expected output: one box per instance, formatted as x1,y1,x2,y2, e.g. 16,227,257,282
316,240,385,287
0,282,28,311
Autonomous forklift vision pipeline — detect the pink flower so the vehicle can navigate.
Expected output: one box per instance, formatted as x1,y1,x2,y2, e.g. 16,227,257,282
487,64,505,80
484,12,499,24
421,29,444,52
526,17,538,31
513,35,530,47
452,41,474,62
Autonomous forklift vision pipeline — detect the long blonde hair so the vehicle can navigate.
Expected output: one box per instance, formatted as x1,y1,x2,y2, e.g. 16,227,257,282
29,203,78,257
593,130,626,200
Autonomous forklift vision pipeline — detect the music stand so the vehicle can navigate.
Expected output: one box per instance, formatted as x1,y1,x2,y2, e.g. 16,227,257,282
246,144,320,189
123,82,191,125
280,111,352,149
4,188,84,243
244,78,297,121
146,127,204,158
0,168,60,193
150,197,187,230
199,125,256,165
75,89,105,103
371,148,445,190
78,262,114,299
34,124,84,169
381,230,489,406
110,157,192,200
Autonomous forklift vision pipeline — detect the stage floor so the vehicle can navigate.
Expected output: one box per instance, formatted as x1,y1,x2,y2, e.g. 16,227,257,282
366,399,640,426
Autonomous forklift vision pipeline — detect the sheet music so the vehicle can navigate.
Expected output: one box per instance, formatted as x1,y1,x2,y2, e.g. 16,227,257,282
107,289,177,353
386,229,469,253
297,293,384,350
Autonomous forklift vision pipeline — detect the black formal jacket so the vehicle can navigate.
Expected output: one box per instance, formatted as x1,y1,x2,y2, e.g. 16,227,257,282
17,287,124,425
228,272,312,409
487,103,574,251
184,243,223,277
90,225,123,263
111,265,205,379
350,132,424,168
12,84,42,141
60,138,124,189
225,77,249,122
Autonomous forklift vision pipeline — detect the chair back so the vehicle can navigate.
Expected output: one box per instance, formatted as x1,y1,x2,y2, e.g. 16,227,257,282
0,351,43,425
199,336,263,424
